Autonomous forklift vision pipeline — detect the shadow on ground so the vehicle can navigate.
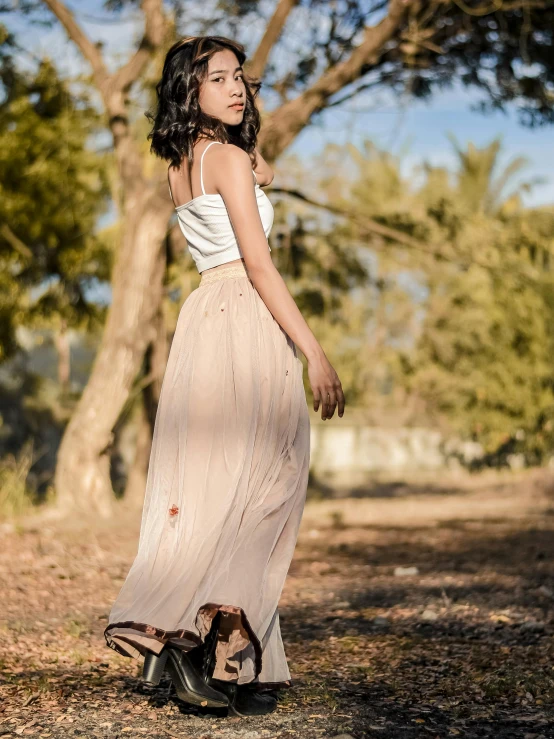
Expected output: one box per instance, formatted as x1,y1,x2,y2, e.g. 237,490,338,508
0,470,553,738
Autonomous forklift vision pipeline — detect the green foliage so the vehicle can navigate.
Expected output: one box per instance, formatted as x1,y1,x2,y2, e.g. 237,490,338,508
445,133,542,216
406,261,554,459
405,140,554,460
269,152,375,407
275,137,554,460
0,57,112,363
313,136,554,462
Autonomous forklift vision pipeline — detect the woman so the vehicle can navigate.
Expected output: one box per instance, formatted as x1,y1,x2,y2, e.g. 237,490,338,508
104,35,345,718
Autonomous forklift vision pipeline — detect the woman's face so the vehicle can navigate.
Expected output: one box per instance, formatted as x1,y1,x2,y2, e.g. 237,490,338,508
198,49,246,126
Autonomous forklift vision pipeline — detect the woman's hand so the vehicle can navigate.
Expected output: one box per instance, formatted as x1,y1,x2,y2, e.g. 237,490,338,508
306,348,345,420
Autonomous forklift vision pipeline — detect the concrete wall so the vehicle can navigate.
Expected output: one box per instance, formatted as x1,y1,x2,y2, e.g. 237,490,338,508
308,415,484,490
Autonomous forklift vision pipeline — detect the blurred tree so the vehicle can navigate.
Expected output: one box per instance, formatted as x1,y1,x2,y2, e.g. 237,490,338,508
0,53,111,379
405,139,554,462
444,134,543,216
267,169,374,406
320,135,554,461
4,0,554,514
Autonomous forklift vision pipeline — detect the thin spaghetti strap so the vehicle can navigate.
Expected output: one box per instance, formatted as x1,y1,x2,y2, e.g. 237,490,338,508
200,141,222,195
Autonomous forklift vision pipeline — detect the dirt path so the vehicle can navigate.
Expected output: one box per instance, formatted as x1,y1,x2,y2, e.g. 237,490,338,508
1,469,553,738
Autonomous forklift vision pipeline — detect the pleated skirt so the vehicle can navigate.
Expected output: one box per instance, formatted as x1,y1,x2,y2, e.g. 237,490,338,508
104,260,311,689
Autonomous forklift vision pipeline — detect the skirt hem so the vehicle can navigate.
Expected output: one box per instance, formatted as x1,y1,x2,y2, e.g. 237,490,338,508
103,601,293,691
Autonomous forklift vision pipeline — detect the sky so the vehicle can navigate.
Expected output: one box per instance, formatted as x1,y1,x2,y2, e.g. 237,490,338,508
308,86,554,207
8,0,554,207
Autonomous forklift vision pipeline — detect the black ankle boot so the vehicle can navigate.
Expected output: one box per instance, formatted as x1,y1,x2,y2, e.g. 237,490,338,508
142,646,229,709
200,613,277,716
206,678,278,717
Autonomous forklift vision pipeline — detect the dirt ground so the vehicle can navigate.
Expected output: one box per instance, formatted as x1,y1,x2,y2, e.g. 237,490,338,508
1,468,554,739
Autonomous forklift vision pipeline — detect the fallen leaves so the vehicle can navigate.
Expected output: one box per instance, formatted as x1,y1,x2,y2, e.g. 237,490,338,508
21,692,40,707
0,483,553,737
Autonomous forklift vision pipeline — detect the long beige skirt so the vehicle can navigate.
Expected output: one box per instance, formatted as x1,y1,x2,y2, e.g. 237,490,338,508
104,260,311,690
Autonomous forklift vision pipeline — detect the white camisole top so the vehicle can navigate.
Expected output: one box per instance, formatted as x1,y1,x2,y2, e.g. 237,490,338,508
168,141,274,273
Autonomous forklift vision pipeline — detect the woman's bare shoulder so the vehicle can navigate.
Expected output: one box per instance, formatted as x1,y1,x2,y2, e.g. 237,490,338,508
212,142,251,165
210,143,254,181
211,143,273,186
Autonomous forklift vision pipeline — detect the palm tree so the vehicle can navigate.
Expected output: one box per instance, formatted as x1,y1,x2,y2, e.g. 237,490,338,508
447,134,543,216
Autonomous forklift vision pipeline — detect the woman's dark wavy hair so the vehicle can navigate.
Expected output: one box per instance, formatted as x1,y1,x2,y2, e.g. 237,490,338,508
146,36,262,169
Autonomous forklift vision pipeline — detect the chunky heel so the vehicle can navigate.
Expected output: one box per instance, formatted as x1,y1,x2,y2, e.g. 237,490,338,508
142,649,168,685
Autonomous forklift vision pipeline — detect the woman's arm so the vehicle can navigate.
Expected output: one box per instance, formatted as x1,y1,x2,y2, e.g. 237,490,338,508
252,146,274,187
216,144,316,359
214,144,345,420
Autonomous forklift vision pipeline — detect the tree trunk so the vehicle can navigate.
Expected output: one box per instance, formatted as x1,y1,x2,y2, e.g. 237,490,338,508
45,0,411,519
54,189,172,518
123,299,169,509
54,319,70,392
122,399,151,509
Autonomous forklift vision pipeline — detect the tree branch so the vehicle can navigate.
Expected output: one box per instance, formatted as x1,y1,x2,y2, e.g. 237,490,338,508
271,185,430,252
451,0,545,17
1,223,33,260
40,0,165,105
111,0,166,93
247,0,300,80
260,0,416,159
326,77,382,108
41,0,109,88
271,185,543,282
40,0,166,184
